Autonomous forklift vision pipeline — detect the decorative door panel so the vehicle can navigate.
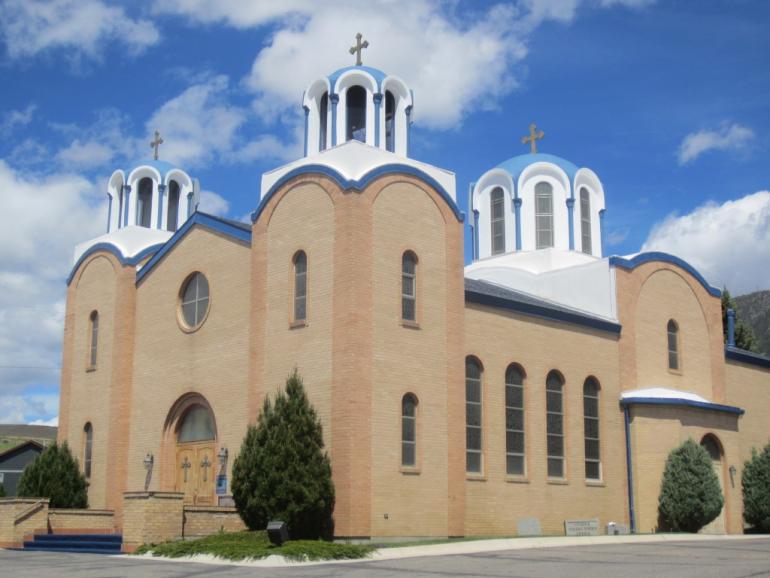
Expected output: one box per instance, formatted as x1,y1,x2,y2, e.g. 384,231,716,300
195,445,215,506
176,447,196,504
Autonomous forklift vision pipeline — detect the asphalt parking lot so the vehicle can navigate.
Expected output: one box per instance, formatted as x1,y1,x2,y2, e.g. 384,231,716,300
2,537,769,578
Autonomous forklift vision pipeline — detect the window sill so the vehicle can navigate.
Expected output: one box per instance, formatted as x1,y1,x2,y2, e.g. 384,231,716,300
466,474,487,482
585,479,605,487
505,476,530,484
547,478,569,485
668,368,683,376
401,319,421,330
289,320,308,330
86,366,96,373
400,467,421,476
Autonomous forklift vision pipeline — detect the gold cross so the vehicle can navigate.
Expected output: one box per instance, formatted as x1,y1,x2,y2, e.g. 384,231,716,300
150,129,164,160
349,32,369,66
521,123,545,154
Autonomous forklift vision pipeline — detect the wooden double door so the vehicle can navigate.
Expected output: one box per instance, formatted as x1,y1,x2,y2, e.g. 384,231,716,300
175,442,216,506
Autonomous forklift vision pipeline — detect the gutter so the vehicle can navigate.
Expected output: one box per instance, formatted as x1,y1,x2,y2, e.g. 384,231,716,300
623,405,637,534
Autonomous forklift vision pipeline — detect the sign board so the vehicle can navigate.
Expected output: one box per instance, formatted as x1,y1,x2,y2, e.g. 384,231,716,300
564,518,599,536
216,474,227,495
517,517,542,537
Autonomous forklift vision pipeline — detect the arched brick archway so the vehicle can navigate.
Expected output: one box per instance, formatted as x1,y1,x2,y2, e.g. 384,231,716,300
160,393,218,506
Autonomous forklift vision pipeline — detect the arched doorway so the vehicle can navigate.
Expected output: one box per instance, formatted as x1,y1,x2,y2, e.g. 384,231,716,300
164,396,217,506
700,434,726,534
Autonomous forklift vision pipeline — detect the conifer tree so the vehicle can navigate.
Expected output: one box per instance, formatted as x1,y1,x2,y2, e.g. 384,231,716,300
722,288,757,351
17,442,88,508
231,370,334,539
742,442,770,531
658,439,723,532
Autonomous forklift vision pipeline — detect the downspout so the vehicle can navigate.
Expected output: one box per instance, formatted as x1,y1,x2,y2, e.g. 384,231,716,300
623,403,637,534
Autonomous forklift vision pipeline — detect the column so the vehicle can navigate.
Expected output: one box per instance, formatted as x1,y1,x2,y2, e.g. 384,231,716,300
303,105,310,157
106,193,113,233
330,94,339,147
566,197,575,251
157,184,166,230
514,197,522,251
373,93,382,148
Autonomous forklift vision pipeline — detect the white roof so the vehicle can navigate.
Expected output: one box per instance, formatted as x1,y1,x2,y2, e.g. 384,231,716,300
620,387,710,404
73,226,172,265
260,140,456,201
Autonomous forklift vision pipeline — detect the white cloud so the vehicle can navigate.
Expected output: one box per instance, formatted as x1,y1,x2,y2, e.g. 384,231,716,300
599,0,655,7
642,191,770,294
154,0,314,28
52,109,136,170
145,75,248,168
677,123,755,165
0,0,159,61
0,104,36,136
197,190,229,216
28,415,59,427
0,160,106,422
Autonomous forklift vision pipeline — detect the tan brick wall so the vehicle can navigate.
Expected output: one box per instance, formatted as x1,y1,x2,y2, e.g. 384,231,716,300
60,254,119,510
629,405,741,534
128,227,251,495
369,180,452,537
182,506,246,537
122,492,184,550
48,509,116,533
0,498,49,547
463,306,625,536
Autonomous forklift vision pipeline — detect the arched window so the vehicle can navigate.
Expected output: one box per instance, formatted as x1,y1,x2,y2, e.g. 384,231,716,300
535,182,554,249
546,371,564,478
319,92,328,151
83,422,93,479
88,311,99,369
137,177,153,227
180,272,210,329
505,364,525,476
293,251,307,323
583,377,601,480
667,319,679,370
167,180,180,232
401,393,418,467
402,251,417,322
701,435,722,462
346,85,367,142
580,187,592,254
177,405,215,443
465,357,483,473
490,187,506,255
385,91,396,152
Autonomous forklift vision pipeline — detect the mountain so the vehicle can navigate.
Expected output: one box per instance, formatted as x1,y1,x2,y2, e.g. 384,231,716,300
734,290,770,356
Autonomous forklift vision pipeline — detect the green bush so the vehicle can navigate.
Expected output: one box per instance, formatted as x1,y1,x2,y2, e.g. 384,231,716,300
17,442,88,508
743,442,770,531
658,439,723,532
232,370,334,539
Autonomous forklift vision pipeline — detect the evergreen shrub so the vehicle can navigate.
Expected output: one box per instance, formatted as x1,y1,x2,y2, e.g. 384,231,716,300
17,442,88,508
231,370,334,539
743,442,770,532
658,438,723,532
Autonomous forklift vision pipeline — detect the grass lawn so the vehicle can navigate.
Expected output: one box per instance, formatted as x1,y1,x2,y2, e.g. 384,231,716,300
135,530,373,562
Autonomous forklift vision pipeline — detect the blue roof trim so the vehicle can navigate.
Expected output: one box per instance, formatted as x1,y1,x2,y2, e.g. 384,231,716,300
465,286,622,335
725,346,770,370
620,396,745,416
66,242,165,286
125,159,179,177
496,153,580,181
609,252,721,298
328,65,387,90
251,164,464,223
136,212,252,285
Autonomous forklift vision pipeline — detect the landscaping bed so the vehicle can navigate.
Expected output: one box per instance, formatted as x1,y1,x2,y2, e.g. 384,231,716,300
135,530,373,561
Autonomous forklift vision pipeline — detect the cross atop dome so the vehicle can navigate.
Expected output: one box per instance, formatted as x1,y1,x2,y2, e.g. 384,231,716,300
150,130,164,160
521,123,545,154
349,33,369,66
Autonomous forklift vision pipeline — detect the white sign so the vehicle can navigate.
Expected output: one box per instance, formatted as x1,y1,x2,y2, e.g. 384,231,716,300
564,518,599,536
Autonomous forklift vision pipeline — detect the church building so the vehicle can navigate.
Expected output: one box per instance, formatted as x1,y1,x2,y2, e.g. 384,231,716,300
57,39,770,539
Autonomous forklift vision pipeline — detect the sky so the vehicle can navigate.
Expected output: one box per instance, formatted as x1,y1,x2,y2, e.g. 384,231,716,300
0,0,768,426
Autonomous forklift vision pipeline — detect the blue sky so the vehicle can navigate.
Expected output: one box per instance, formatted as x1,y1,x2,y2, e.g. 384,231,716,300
0,0,769,424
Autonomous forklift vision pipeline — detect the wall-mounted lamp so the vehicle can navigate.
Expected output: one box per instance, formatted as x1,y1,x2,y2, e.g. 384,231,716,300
729,465,737,488
217,447,228,469
143,453,154,471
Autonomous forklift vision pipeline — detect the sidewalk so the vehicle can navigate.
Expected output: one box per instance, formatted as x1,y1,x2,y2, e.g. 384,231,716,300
129,532,769,568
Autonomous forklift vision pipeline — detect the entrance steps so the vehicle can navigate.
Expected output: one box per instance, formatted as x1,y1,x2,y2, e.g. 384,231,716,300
22,533,122,555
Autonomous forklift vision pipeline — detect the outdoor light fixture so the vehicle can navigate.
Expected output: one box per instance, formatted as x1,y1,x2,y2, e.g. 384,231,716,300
729,465,737,487
143,453,154,471
217,447,228,468
267,520,289,546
